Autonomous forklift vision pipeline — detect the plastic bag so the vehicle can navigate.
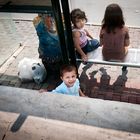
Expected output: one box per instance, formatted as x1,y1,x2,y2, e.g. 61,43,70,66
18,57,47,84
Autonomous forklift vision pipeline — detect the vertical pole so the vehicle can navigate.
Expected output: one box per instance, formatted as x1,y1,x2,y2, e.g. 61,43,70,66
51,0,69,64
60,0,77,66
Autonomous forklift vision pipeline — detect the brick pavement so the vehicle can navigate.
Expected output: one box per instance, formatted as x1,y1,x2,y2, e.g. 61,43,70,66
0,19,140,104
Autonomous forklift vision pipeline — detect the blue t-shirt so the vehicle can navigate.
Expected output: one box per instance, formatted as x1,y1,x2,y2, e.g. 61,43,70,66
51,79,80,96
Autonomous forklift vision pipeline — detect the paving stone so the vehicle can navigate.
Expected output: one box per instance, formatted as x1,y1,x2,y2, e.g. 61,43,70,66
0,18,140,103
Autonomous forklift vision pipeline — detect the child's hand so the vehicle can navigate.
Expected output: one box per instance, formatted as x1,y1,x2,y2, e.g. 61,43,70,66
81,54,88,62
81,94,88,97
39,89,48,93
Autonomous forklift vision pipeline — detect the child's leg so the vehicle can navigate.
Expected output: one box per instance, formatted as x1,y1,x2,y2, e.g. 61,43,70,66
42,58,61,79
122,66,127,71
90,39,100,48
86,39,100,52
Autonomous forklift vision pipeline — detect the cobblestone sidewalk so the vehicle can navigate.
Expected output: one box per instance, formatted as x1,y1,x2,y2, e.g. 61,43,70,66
0,20,140,104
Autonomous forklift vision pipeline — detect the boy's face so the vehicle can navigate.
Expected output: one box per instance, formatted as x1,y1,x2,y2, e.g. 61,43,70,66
75,18,86,29
61,70,77,87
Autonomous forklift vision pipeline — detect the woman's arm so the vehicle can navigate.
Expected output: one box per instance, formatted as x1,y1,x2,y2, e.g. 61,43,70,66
124,27,130,47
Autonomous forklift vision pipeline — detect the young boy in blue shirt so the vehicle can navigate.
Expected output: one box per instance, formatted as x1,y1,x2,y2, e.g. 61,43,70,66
40,64,86,97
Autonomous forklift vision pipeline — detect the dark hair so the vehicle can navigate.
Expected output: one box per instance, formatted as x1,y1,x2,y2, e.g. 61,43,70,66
70,8,87,26
60,64,77,77
102,3,125,33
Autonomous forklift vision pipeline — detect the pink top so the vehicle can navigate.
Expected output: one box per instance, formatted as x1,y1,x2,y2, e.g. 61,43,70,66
100,26,130,60
72,28,88,48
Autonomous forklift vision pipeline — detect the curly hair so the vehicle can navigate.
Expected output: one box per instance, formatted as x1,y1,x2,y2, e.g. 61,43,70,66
70,8,87,26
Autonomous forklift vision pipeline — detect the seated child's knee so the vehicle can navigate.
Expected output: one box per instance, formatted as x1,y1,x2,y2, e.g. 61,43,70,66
93,39,100,48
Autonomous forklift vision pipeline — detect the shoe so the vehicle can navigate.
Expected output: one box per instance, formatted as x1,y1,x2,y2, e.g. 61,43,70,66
122,66,127,71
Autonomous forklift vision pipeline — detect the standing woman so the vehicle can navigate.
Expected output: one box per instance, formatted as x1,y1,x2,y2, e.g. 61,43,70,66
33,14,62,78
100,3,130,71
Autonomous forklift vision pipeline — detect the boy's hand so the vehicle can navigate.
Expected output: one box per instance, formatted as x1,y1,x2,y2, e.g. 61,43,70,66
81,94,89,97
39,89,48,93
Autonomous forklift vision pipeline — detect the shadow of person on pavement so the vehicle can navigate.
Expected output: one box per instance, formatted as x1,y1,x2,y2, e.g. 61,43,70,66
79,63,98,96
113,69,128,93
99,67,111,90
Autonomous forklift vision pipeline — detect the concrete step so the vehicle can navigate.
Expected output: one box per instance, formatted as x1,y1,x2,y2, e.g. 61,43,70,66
0,111,140,140
0,85,140,134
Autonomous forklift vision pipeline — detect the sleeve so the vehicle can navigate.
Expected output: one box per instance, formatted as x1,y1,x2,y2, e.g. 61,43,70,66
124,27,130,46
76,79,80,89
51,83,65,94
